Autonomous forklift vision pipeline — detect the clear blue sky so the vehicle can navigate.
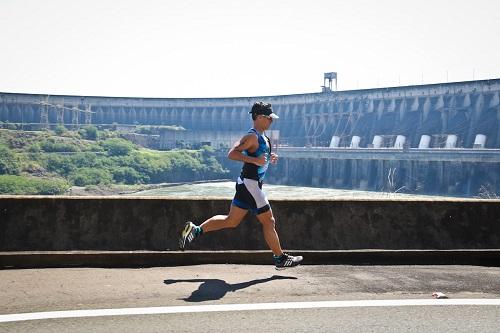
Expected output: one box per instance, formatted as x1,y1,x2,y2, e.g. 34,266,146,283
1,0,499,98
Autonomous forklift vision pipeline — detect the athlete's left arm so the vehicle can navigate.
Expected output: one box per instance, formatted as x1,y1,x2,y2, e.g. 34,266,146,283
228,134,265,166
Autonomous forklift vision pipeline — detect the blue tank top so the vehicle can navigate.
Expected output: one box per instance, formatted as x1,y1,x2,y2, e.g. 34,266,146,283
240,128,271,182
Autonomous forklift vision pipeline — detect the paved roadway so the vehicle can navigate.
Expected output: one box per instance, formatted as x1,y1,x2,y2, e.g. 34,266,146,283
1,264,499,332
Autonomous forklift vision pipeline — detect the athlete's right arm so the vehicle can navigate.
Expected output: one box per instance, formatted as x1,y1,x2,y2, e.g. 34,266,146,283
228,134,266,166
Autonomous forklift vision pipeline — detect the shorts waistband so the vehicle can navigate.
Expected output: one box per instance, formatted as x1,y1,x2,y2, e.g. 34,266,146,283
238,176,263,185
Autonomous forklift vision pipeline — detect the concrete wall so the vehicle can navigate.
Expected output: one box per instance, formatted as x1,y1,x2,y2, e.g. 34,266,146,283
1,197,499,251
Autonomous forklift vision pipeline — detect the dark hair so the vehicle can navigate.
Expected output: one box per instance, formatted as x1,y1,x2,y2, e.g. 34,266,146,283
250,102,272,120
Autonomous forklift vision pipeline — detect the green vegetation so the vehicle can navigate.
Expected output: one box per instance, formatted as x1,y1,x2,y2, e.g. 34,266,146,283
0,144,21,175
0,128,228,194
0,175,69,195
53,125,67,136
100,138,135,156
70,168,113,186
40,138,80,152
78,125,99,140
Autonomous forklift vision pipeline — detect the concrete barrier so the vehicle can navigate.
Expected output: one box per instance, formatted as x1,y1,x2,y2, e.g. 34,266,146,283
1,196,499,252
2,250,500,268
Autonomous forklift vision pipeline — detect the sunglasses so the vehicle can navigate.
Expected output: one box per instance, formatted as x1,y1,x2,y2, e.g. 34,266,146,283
260,115,273,120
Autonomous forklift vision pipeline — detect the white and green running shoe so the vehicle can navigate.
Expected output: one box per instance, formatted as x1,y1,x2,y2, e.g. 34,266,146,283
179,221,197,251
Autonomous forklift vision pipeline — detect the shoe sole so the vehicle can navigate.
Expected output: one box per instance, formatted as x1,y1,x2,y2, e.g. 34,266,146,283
275,264,301,271
178,222,194,251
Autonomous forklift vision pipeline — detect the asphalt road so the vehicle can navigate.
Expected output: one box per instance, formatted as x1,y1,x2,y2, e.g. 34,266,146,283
1,264,500,332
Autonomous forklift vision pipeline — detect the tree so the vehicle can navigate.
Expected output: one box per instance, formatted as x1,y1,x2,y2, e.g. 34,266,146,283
69,168,112,186
0,145,21,175
100,138,135,156
54,125,67,136
40,139,79,152
111,166,148,184
79,125,99,140
44,155,76,176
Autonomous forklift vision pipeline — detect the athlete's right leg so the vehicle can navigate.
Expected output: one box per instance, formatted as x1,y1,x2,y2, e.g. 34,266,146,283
255,209,283,256
200,204,248,233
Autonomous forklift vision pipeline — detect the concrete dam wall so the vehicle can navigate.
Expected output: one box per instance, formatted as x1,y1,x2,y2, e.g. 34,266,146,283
2,79,500,196
1,197,499,252
1,79,500,149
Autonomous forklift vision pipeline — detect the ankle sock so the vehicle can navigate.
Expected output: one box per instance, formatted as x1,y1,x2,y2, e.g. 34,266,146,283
194,226,203,236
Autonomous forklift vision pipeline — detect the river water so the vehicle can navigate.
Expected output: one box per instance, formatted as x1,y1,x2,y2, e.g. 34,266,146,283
129,180,454,200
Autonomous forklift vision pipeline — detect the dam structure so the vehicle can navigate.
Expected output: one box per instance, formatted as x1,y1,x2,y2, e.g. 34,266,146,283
1,78,499,196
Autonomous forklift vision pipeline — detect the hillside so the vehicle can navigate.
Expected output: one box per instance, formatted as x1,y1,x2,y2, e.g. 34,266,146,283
0,126,229,195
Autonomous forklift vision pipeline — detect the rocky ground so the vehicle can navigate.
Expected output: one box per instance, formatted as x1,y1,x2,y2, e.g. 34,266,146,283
66,185,151,196
66,179,232,196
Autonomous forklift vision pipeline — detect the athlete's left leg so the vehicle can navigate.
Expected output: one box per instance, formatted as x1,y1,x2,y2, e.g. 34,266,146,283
200,204,248,232
179,204,248,250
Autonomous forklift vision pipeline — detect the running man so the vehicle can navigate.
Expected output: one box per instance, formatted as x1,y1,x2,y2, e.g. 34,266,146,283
179,101,303,269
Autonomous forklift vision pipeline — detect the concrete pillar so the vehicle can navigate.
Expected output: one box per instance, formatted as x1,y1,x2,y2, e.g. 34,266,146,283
445,135,457,148
329,136,340,148
493,163,499,196
410,97,419,112
435,95,445,109
56,108,64,124
119,106,125,124
418,135,431,148
71,109,78,127
473,134,487,148
373,135,383,148
102,106,109,124
376,160,385,191
405,160,414,191
437,161,445,193
440,109,448,134
326,159,335,187
399,98,406,122
359,160,369,190
156,107,162,125
281,158,289,184
444,162,452,194
349,159,357,189
350,136,361,148
422,97,431,120
93,107,100,124
466,93,484,146
27,105,35,123
496,108,500,148
178,107,185,126
111,106,118,124
376,99,384,119
394,135,406,148
311,159,323,187
334,160,345,187
152,107,158,125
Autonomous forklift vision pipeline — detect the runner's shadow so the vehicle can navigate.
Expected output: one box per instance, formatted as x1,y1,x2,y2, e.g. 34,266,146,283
163,275,297,302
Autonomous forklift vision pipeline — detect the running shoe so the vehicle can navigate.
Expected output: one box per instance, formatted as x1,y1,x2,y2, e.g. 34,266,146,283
179,221,197,251
274,253,303,270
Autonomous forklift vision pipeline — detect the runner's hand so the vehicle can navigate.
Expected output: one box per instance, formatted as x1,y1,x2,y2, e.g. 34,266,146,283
270,153,278,164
